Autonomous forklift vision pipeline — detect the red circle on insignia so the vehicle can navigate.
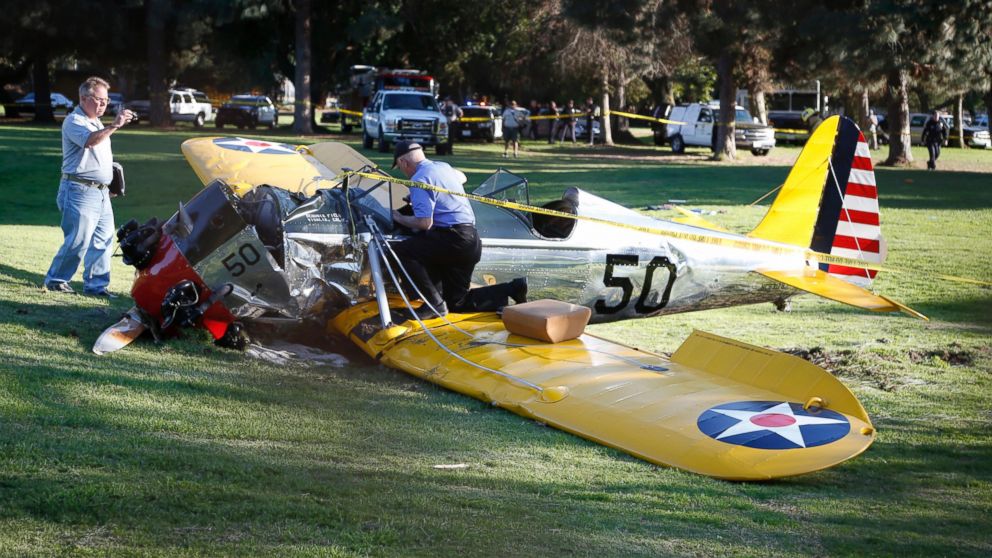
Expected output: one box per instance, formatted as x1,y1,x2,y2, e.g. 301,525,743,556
245,140,270,147
750,413,796,427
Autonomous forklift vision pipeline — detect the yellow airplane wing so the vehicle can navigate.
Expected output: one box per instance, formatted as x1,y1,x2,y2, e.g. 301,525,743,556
181,137,381,197
333,301,876,481
758,268,927,320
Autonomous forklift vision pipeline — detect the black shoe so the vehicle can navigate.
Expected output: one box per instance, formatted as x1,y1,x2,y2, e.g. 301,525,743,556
509,277,528,304
414,301,447,320
44,282,74,293
84,289,118,299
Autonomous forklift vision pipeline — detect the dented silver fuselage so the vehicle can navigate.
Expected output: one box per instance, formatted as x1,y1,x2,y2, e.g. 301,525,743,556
174,170,802,328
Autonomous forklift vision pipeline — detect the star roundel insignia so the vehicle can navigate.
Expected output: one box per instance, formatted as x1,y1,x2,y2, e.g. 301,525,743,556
212,137,298,155
697,401,850,450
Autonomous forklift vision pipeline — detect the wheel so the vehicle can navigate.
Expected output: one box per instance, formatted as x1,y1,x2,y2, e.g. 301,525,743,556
670,134,685,154
436,143,452,156
751,148,769,156
248,118,257,130
377,129,390,153
362,130,373,149
342,121,353,133
486,133,495,143
194,113,205,128
237,122,245,130
653,130,665,146
268,117,276,130
215,121,224,129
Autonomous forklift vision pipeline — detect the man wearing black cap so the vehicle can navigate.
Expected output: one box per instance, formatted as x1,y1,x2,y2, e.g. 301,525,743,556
389,141,527,318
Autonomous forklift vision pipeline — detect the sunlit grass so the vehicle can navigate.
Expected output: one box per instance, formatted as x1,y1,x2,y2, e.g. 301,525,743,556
1,122,990,556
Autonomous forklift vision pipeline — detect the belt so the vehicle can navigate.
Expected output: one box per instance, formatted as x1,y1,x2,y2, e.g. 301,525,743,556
62,174,108,189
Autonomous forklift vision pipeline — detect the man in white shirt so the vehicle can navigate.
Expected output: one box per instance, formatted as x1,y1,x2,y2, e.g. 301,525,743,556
44,76,136,296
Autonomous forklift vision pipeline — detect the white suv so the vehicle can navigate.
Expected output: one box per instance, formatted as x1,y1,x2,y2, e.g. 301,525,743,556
169,88,214,127
666,102,776,155
362,90,451,154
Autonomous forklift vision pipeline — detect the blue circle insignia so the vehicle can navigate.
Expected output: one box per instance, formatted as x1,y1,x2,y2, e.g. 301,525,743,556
697,400,850,450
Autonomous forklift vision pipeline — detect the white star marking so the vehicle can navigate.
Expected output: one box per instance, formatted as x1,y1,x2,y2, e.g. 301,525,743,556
215,137,296,154
711,402,847,448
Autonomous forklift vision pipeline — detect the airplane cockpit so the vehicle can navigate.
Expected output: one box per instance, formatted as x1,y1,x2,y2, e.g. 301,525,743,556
470,169,577,241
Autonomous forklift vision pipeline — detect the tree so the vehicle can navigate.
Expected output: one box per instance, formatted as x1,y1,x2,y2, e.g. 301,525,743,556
146,0,171,127
291,0,313,134
561,0,691,146
783,1,970,166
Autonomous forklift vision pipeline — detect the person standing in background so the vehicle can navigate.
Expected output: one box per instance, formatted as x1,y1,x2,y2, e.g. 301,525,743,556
558,99,577,144
526,99,540,140
546,100,561,144
502,100,526,158
921,110,948,170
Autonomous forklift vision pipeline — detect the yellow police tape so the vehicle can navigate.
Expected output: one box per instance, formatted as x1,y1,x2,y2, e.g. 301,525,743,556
609,110,686,126
329,169,990,287
775,128,810,135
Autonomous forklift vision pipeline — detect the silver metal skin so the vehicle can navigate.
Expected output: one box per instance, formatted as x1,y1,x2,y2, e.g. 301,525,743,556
179,172,805,326
469,189,800,323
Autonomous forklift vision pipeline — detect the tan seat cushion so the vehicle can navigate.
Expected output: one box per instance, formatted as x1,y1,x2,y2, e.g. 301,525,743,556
502,299,592,343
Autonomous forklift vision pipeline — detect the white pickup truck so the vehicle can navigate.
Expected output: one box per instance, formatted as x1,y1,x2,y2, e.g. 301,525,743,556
129,88,214,127
666,102,776,156
361,90,451,155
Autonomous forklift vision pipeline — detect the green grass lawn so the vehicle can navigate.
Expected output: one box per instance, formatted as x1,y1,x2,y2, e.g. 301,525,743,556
1,122,991,556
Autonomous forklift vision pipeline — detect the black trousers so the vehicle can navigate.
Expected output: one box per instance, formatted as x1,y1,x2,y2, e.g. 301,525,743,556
390,224,514,312
927,142,941,169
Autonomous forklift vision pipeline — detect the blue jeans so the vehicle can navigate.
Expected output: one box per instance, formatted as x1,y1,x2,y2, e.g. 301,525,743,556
45,179,115,293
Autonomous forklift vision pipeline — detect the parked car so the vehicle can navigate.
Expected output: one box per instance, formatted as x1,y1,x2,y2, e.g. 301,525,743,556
574,118,602,141
361,90,450,154
320,99,342,124
457,105,502,142
667,102,776,155
128,88,214,127
909,113,991,148
215,95,278,129
108,93,125,116
6,92,74,116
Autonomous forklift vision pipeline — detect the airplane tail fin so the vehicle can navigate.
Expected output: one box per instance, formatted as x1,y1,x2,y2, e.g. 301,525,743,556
749,116,883,287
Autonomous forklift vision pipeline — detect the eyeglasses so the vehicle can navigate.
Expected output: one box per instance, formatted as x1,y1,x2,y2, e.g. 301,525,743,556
86,95,110,105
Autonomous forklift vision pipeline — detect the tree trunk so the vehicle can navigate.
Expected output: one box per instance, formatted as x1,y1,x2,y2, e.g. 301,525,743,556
31,51,55,124
954,93,965,149
601,64,613,146
616,67,627,133
984,73,992,129
714,51,736,161
293,0,314,135
146,0,170,128
883,68,912,166
858,89,870,134
748,88,767,125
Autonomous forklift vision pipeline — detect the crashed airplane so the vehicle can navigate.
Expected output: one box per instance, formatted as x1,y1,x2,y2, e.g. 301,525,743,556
95,116,924,480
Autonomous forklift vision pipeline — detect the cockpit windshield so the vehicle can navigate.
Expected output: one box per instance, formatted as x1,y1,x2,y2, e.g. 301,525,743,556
472,169,530,206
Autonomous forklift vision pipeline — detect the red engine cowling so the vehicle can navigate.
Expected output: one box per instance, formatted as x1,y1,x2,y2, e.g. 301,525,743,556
132,235,234,340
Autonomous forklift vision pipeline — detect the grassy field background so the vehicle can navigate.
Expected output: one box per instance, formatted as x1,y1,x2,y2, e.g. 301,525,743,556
1,121,990,556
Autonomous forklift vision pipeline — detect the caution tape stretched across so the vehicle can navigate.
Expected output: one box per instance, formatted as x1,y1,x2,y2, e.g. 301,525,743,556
323,169,990,287
609,110,685,126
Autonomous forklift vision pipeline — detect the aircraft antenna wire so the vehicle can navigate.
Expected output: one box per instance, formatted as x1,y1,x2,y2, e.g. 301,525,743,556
826,159,876,290
368,229,549,397
368,223,672,373
367,220,474,336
